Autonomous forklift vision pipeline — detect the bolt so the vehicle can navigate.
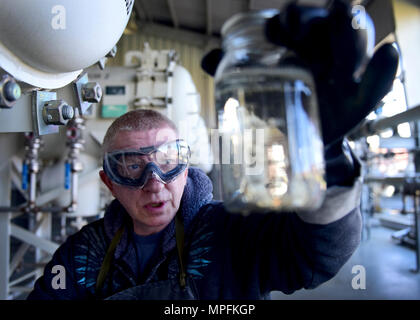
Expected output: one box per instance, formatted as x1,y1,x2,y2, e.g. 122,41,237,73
82,82,102,103
0,74,21,108
4,81,21,101
42,100,74,125
62,104,74,120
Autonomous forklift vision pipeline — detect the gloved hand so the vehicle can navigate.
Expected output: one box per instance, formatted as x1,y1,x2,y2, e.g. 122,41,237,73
201,0,399,187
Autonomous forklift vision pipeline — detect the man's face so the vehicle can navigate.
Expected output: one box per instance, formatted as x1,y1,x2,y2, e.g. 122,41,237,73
100,126,188,236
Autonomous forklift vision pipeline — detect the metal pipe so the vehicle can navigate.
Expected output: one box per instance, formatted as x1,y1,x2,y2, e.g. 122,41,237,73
0,206,71,214
350,104,420,139
22,133,42,213
0,206,25,213
65,116,85,213
10,224,59,255
0,212,11,300
68,171,79,213
9,215,47,274
9,243,31,275
364,175,420,186
72,172,78,201
363,175,414,185
8,270,38,287
28,172,37,209
8,285,36,293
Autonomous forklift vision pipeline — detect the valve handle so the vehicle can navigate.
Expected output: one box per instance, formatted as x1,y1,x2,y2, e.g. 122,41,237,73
22,163,28,190
65,162,71,190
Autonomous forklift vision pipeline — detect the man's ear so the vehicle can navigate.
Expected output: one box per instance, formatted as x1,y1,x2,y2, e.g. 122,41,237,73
99,170,115,195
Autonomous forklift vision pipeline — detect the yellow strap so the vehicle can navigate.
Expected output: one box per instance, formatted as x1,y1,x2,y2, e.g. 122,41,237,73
96,226,125,295
95,215,186,296
175,214,186,289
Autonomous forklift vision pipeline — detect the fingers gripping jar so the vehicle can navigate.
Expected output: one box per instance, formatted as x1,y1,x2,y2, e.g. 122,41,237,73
214,9,326,213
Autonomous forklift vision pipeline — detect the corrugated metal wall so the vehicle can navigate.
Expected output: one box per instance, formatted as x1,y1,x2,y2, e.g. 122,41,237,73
394,0,420,108
107,34,216,128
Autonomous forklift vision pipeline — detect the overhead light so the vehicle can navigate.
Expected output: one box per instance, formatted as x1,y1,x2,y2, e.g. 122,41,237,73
379,129,393,138
397,122,411,138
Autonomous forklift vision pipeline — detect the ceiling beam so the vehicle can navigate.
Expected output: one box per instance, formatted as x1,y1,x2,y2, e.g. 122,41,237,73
134,0,151,22
137,21,220,49
167,0,179,28
206,0,213,35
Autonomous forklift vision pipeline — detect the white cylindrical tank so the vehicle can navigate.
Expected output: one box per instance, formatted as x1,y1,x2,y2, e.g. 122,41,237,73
170,65,214,173
0,0,133,88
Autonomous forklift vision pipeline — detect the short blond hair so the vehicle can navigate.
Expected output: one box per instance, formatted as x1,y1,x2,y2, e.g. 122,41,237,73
102,109,178,153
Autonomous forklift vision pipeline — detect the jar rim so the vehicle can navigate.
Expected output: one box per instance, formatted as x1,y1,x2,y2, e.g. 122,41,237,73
221,9,280,38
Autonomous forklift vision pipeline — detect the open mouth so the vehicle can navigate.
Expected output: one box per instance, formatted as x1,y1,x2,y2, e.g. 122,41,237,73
146,202,165,209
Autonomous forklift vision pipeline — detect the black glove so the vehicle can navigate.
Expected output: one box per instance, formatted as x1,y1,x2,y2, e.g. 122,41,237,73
202,0,399,187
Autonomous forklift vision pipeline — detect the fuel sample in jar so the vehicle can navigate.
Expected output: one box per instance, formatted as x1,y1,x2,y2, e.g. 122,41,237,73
214,9,326,213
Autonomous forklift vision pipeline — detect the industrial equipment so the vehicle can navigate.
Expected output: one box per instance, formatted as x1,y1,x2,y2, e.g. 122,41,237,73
85,43,214,174
0,0,133,299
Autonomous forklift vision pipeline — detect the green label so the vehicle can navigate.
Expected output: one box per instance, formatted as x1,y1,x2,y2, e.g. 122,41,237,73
101,104,128,118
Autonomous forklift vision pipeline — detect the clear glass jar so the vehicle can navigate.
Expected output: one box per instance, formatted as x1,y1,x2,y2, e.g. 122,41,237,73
214,9,326,213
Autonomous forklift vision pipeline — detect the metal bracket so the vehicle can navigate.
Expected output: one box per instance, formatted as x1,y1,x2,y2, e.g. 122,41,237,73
31,91,58,135
73,73,93,116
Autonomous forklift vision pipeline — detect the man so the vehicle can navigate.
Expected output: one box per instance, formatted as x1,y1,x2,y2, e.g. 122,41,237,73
28,108,360,300
28,0,398,300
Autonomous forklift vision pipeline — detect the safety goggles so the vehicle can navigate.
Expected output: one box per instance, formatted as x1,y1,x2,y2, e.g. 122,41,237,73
103,139,191,188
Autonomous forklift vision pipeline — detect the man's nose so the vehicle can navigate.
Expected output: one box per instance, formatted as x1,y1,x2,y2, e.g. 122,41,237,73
142,175,165,192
